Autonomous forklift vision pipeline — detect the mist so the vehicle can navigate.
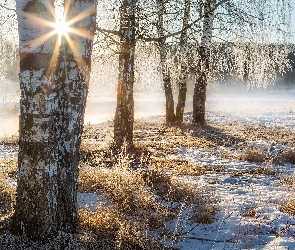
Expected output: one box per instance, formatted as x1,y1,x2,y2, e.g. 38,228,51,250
1,44,294,138
1,75,295,140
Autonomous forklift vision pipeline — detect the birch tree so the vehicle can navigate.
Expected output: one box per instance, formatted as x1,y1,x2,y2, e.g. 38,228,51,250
113,0,137,149
175,0,191,123
156,0,175,123
12,0,97,239
193,0,215,125
55,0,97,234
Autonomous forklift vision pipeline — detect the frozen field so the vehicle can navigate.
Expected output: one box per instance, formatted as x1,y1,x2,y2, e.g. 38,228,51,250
1,88,295,249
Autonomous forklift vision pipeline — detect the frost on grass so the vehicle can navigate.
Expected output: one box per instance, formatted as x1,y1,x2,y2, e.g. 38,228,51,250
78,162,217,249
2,110,295,249
0,122,217,249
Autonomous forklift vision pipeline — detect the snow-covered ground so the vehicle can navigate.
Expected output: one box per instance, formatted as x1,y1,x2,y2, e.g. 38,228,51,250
160,116,295,249
1,88,295,249
170,89,295,249
169,146,295,249
205,89,295,130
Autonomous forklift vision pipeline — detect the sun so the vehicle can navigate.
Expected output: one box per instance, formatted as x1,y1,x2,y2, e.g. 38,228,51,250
55,18,70,37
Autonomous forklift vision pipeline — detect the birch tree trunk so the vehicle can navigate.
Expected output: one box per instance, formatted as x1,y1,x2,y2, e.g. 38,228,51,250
12,0,60,239
114,0,137,149
175,0,190,123
12,0,97,239
193,0,215,125
156,0,175,123
55,0,97,232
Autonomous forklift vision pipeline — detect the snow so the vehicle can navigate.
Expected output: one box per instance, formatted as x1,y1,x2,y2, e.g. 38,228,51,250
167,89,295,249
77,192,100,212
172,150,295,249
205,89,295,129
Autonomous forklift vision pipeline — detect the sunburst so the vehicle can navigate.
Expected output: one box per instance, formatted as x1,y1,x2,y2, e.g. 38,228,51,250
54,18,70,37
20,1,96,77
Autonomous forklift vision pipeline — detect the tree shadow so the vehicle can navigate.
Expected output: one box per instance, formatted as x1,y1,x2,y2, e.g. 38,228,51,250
169,122,244,148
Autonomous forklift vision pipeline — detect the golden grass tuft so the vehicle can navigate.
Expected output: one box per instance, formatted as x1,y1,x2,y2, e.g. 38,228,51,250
0,179,15,217
237,146,268,163
78,160,217,248
248,165,279,175
281,175,295,186
280,200,295,216
79,167,169,248
148,157,205,176
190,204,218,224
0,158,17,218
79,207,120,233
0,158,17,177
276,148,295,164
232,165,279,177
242,206,257,218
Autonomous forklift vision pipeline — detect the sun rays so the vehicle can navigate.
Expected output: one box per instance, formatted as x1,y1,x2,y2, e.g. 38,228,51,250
20,1,96,78
54,18,70,37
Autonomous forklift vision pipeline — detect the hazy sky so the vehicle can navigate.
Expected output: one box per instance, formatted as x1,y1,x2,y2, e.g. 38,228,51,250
1,1,295,44
292,10,295,43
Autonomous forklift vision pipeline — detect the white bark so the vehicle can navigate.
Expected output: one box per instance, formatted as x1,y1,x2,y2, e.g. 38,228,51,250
55,0,97,232
156,0,175,123
13,0,97,239
201,0,215,70
13,0,59,238
175,0,190,123
193,0,216,125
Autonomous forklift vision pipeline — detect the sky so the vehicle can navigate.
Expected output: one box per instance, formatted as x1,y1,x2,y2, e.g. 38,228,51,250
292,10,295,44
1,1,295,44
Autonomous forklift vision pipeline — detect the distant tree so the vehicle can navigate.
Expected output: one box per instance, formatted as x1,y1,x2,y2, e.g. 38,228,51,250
155,0,192,124
0,5,18,82
192,0,292,125
175,0,191,123
193,0,215,125
93,0,292,142
156,0,175,123
12,0,97,239
113,0,137,149
0,34,19,82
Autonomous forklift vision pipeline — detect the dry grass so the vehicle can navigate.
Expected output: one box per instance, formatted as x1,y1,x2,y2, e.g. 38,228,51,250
248,165,279,175
0,158,17,178
280,200,295,216
281,175,295,186
146,157,205,176
275,148,295,164
214,122,295,147
232,165,280,177
0,158,16,238
242,206,257,218
237,146,268,163
0,179,15,218
133,121,216,156
4,117,295,248
78,160,217,249
81,118,295,167
0,158,17,217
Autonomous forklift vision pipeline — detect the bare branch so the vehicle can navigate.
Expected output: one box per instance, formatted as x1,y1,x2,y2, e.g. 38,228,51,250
0,4,16,12
139,0,230,42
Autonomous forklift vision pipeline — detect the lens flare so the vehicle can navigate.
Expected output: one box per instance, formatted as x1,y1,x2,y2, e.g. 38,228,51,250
55,19,70,36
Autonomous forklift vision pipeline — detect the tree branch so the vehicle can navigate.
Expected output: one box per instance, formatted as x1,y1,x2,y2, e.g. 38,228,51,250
96,27,120,36
0,4,16,12
138,0,230,42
